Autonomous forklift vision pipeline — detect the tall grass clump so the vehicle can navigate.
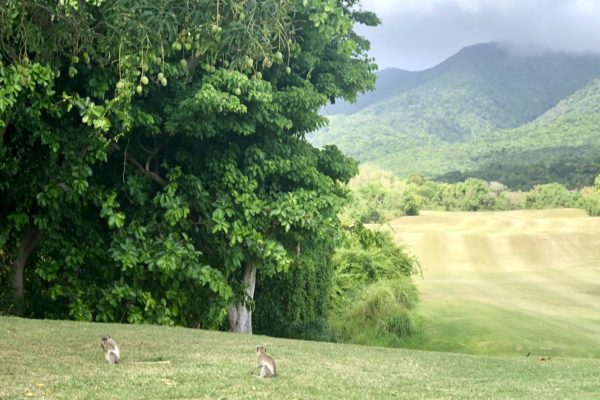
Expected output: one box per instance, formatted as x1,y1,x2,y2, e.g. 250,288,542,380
330,278,417,347
328,222,420,347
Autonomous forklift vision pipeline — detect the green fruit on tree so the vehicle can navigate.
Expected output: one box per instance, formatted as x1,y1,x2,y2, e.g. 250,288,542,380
245,57,253,68
71,55,79,64
172,42,182,51
239,12,246,22
116,80,125,89
185,42,192,50
233,87,241,96
136,85,143,94
211,24,219,33
141,76,149,85
180,58,188,68
157,72,164,80
255,71,262,79
68,66,77,77
83,52,90,64
82,115,89,123
285,66,291,75
160,77,167,86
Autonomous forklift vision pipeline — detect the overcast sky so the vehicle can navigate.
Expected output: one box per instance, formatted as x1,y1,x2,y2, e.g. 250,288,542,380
356,0,600,71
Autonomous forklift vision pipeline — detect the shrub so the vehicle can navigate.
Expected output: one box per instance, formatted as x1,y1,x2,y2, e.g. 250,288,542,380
400,190,421,216
330,278,417,346
581,175,600,216
524,183,582,209
330,226,419,312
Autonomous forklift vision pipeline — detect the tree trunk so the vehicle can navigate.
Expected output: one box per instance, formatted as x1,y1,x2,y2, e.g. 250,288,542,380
11,224,43,316
227,262,256,334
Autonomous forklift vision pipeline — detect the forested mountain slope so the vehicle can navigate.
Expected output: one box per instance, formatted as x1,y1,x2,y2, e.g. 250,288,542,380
380,78,600,189
309,42,600,188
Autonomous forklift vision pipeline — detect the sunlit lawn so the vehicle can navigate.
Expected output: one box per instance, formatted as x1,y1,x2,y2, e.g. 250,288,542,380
1,317,600,399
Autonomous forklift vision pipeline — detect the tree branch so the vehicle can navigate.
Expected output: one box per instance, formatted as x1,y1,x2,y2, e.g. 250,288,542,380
137,137,173,175
111,143,166,187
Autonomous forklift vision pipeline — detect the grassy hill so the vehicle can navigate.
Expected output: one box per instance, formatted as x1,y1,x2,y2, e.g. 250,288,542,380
309,43,600,188
2,316,600,399
383,209,600,358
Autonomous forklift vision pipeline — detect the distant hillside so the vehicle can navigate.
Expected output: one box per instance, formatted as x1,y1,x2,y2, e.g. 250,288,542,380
321,68,426,115
379,78,600,189
309,42,600,188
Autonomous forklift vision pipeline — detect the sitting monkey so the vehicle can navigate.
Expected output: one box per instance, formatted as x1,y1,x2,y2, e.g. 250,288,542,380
252,345,277,378
100,335,121,364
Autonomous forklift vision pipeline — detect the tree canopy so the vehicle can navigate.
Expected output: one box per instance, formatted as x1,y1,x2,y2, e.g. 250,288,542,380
0,0,378,332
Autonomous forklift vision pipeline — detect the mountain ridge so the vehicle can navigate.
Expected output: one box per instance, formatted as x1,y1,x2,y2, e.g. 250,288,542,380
309,42,600,188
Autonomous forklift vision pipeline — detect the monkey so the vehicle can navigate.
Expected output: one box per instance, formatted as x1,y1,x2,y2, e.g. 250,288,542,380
100,335,121,364
252,345,277,378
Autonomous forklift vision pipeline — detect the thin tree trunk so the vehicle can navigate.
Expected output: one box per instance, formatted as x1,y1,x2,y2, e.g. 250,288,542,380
11,224,43,316
227,262,256,334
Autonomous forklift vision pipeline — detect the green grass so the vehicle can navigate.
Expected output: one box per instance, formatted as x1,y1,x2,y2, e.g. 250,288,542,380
2,316,600,399
384,209,600,358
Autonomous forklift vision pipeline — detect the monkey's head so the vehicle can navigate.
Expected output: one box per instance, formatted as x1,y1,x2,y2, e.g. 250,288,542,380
256,345,267,354
100,335,111,342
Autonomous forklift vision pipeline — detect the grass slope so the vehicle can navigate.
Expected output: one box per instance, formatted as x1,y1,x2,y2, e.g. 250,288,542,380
2,316,600,399
384,209,600,358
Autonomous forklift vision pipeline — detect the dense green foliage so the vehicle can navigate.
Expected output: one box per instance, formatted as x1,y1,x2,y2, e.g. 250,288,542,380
326,221,420,346
345,166,600,222
0,0,378,335
309,43,600,189
582,175,600,216
524,183,582,209
342,181,421,223
253,236,336,342
330,277,418,346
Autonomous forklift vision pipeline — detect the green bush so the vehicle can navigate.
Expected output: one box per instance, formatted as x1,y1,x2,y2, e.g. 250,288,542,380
524,183,582,209
581,175,600,216
400,190,421,216
343,171,422,223
330,278,417,346
330,226,419,312
327,223,420,347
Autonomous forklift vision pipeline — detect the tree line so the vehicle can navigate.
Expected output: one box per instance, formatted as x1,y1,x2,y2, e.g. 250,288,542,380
346,165,600,223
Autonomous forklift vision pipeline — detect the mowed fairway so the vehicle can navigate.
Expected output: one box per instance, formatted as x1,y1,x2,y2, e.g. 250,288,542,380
385,209,600,357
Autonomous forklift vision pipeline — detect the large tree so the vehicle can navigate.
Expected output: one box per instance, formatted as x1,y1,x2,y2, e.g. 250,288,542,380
0,0,378,332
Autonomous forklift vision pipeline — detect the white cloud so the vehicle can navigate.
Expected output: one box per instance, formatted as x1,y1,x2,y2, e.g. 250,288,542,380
356,0,600,70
